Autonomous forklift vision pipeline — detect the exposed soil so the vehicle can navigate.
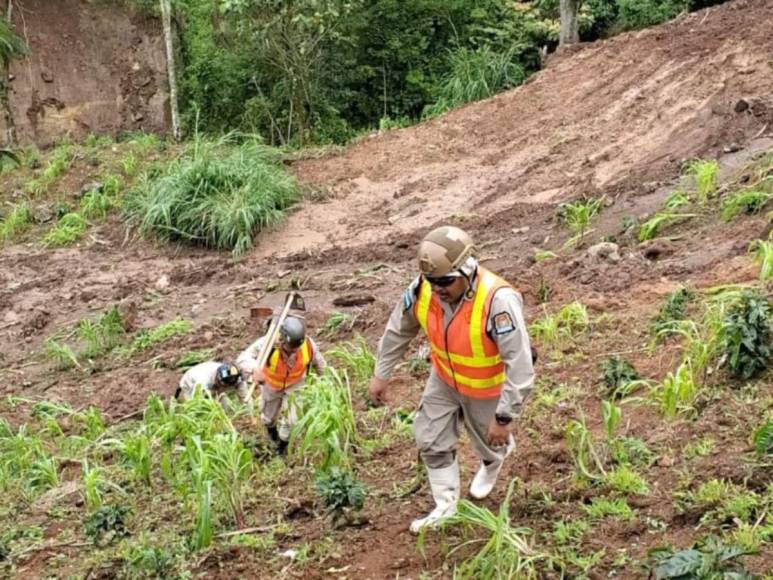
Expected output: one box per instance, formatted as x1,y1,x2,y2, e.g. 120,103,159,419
3,0,167,146
1,0,772,578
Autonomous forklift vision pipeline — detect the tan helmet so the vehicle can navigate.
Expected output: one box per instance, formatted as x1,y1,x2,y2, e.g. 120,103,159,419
417,226,475,277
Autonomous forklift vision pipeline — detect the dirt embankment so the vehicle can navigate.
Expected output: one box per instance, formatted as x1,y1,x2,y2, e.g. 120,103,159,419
2,0,167,146
259,0,773,258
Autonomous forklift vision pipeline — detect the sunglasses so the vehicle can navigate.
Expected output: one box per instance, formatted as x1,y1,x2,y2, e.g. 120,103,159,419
425,275,459,288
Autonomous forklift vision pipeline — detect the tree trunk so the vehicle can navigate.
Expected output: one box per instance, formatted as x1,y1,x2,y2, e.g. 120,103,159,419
559,0,580,47
1,0,17,148
159,0,181,140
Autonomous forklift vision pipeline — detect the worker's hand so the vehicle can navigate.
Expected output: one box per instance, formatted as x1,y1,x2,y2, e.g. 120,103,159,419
368,377,390,407
487,419,512,448
252,368,265,385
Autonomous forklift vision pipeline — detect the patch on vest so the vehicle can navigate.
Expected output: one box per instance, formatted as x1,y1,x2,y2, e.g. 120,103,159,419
493,312,515,335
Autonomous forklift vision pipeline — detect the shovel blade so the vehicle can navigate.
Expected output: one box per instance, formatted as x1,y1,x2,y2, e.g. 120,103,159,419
250,307,274,319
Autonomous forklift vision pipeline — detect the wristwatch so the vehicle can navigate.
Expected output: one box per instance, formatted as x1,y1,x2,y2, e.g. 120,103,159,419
495,414,513,426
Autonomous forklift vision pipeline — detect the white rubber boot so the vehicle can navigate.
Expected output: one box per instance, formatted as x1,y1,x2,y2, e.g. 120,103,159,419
409,460,460,535
469,435,514,500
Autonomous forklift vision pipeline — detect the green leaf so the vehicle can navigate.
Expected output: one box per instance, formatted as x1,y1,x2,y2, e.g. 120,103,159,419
655,550,704,579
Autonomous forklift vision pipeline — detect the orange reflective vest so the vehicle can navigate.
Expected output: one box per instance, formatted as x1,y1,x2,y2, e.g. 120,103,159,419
263,339,313,391
414,268,511,399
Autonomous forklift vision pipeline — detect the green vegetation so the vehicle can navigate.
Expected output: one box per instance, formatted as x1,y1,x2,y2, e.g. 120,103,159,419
557,198,603,246
326,337,375,387
529,302,589,349
685,159,720,204
315,467,367,525
605,465,650,495
748,239,772,282
651,286,694,339
582,497,634,520
443,480,542,578
176,349,214,369
0,203,32,242
125,319,194,354
318,312,357,339
77,306,127,358
752,419,772,456
718,289,772,379
721,190,772,221
638,212,697,241
44,338,80,370
85,505,131,546
42,213,87,247
650,537,756,579
124,135,298,256
600,356,640,398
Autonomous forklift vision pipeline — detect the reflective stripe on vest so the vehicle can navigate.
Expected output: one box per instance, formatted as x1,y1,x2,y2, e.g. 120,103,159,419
263,339,312,391
414,268,510,399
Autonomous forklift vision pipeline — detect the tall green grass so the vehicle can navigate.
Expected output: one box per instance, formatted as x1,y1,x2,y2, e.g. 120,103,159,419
0,203,32,242
124,134,299,256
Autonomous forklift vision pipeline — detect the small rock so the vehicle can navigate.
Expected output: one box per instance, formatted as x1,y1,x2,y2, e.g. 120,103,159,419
132,62,141,72
154,275,170,292
132,112,144,122
32,205,54,224
734,98,749,113
587,241,621,263
641,181,659,194
723,142,742,153
512,226,530,235
281,549,298,560
79,181,103,197
41,70,54,83
657,455,675,467
203,331,214,342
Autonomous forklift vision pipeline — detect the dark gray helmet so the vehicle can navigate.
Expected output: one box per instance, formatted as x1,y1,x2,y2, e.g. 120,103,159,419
279,317,305,348
216,363,241,387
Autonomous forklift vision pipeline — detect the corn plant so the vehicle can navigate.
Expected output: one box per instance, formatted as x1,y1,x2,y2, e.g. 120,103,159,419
685,159,720,204
638,212,697,242
444,480,542,579
721,190,771,221
191,480,213,550
144,392,233,445
601,400,621,439
652,361,697,419
557,197,603,246
318,312,356,338
326,336,375,386
292,368,358,470
748,239,772,282
120,433,152,485
0,203,32,242
44,338,80,370
82,460,124,510
564,410,606,481
27,455,59,494
205,432,253,528
74,407,106,441
42,213,87,247
77,306,126,358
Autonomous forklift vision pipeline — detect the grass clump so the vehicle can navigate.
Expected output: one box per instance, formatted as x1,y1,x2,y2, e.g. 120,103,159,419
125,319,193,355
42,213,87,247
721,190,771,221
638,212,697,242
752,419,772,456
0,203,32,242
582,497,634,521
685,159,720,204
77,306,127,358
45,338,80,370
557,197,603,246
124,134,299,257
529,302,589,349
326,337,375,387
600,356,639,398
604,466,650,496
748,239,772,282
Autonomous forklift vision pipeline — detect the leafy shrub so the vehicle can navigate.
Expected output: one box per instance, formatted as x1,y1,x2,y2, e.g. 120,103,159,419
85,505,131,546
124,134,298,256
315,467,367,516
42,213,87,247
651,286,694,339
649,536,755,580
600,356,639,398
718,290,772,379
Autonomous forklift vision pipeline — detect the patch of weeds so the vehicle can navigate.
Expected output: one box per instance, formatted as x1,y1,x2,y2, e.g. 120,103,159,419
664,191,690,210
610,436,655,467
582,497,634,521
85,505,131,547
718,289,772,379
317,311,356,339
605,465,650,495
600,356,640,398
651,286,694,339
123,544,176,578
676,480,761,526
121,153,140,177
534,249,558,262
0,203,32,242
551,519,589,546
685,159,720,204
536,278,552,304
42,213,87,247
529,301,589,350
721,190,771,221
175,349,214,368
77,306,127,358
682,437,715,460
80,188,116,220
124,319,193,354
326,336,374,387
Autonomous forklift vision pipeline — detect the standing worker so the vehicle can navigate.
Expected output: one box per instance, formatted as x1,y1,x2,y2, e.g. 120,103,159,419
369,226,535,534
237,316,326,455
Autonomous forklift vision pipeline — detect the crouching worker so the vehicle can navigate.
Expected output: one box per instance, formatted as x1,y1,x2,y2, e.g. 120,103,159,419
237,317,326,455
175,361,252,410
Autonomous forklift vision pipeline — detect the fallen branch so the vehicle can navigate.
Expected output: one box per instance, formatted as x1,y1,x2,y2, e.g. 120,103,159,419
216,525,276,538
332,294,375,307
